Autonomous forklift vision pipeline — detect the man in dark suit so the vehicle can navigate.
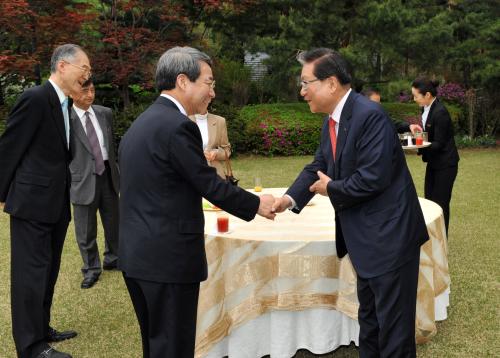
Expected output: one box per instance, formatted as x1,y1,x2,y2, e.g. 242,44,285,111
69,79,120,289
0,44,91,358
118,46,276,358
273,48,429,357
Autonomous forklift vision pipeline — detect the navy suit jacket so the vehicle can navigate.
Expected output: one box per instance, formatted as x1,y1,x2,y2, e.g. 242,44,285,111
118,97,260,283
287,91,428,278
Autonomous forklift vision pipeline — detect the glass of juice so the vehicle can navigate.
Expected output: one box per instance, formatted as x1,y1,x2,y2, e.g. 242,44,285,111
217,213,229,233
415,131,423,145
254,177,262,192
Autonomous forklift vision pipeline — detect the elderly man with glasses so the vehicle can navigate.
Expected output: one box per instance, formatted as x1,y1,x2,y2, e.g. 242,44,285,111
0,44,91,358
273,48,429,358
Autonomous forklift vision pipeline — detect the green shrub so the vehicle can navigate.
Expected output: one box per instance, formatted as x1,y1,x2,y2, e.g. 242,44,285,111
455,135,496,148
236,103,323,156
380,80,413,102
381,102,462,130
209,103,245,156
233,102,469,156
112,103,149,149
213,59,252,106
0,106,9,135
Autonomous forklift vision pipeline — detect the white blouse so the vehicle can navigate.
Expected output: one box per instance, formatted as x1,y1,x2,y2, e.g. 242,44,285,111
194,113,209,150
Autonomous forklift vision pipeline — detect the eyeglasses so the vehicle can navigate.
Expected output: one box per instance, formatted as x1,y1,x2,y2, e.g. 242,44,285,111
204,80,216,90
300,78,321,89
63,60,92,78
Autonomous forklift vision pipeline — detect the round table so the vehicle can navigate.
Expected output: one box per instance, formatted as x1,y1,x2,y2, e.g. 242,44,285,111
195,188,450,358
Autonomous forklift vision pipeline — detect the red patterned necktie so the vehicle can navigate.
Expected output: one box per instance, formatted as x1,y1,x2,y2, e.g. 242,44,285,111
328,116,337,160
84,111,105,175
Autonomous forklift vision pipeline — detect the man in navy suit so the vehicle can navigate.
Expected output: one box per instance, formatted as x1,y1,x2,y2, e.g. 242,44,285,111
118,46,276,358
273,48,429,357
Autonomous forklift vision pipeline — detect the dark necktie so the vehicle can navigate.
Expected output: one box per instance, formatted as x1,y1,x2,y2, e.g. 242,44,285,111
84,111,105,175
328,116,337,160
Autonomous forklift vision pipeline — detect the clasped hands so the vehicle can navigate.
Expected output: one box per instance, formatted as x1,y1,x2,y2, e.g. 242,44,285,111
204,150,217,162
258,171,332,219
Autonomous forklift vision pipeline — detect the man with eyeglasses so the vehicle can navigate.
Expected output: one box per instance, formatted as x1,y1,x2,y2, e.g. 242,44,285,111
273,48,428,357
118,46,276,358
0,44,91,358
69,79,120,290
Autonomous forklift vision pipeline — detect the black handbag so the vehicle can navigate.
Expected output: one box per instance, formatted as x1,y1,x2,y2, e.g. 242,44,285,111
224,151,239,186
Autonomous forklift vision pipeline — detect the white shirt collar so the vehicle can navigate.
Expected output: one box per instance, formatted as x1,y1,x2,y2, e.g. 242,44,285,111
423,98,436,112
73,104,95,119
330,88,352,123
195,113,208,121
160,94,187,116
48,79,67,105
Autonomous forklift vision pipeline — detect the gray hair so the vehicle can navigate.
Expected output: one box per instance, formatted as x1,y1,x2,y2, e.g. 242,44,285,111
50,44,84,73
155,46,212,91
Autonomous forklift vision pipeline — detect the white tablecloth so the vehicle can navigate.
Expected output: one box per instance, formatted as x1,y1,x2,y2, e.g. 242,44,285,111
196,189,450,358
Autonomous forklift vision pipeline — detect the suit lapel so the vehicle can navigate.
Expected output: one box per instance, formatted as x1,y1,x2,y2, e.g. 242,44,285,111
93,106,109,150
334,91,355,178
425,99,438,132
321,118,335,178
207,114,217,149
46,82,69,150
71,108,93,154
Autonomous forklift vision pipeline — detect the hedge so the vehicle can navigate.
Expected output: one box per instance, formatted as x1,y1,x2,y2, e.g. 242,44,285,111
228,102,467,156
0,101,482,154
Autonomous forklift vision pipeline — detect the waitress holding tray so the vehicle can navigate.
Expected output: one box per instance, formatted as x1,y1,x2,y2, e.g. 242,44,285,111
404,78,460,235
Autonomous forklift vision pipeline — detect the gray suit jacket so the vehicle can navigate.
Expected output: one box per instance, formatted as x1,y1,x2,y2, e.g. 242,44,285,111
69,104,120,205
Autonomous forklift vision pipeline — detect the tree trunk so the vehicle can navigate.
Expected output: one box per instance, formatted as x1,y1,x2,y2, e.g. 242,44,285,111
0,79,4,106
121,83,130,109
404,49,409,77
34,64,42,86
466,88,475,138
376,52,381,81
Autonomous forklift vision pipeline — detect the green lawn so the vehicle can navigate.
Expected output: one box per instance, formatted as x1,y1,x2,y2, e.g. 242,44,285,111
1,148,499,357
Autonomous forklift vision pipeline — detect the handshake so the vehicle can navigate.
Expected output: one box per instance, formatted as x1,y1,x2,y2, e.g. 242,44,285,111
256,194,292,220
256,171,332,220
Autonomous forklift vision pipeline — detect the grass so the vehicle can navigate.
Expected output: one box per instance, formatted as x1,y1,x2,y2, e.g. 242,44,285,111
1,148,499,357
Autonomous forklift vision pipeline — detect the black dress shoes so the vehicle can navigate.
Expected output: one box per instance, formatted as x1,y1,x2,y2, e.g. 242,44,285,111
46,327,78,342
81,274,99,289
36,347,72,357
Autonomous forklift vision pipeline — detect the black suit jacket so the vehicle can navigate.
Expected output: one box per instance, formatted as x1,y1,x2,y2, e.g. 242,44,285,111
420,99,459,169
0,81,71,223
118,97,260,283
286,92,428,278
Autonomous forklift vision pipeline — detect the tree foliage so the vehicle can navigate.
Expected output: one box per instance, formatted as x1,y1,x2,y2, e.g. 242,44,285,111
0,0,498,134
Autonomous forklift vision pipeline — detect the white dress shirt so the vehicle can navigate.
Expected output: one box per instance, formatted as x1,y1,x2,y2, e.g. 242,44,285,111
422,98,436,128
194,113,209,150
160,94,187,116
73,105,109,160
286,88,352,209
329,88,352,135
48,79,70,147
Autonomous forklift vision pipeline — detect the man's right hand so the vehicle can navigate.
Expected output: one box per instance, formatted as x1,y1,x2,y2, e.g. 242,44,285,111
0,202,4,210
257,194,276,220
271,196,292,213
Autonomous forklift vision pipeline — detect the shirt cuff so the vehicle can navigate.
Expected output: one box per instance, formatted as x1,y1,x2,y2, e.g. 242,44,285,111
284,194,298,211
